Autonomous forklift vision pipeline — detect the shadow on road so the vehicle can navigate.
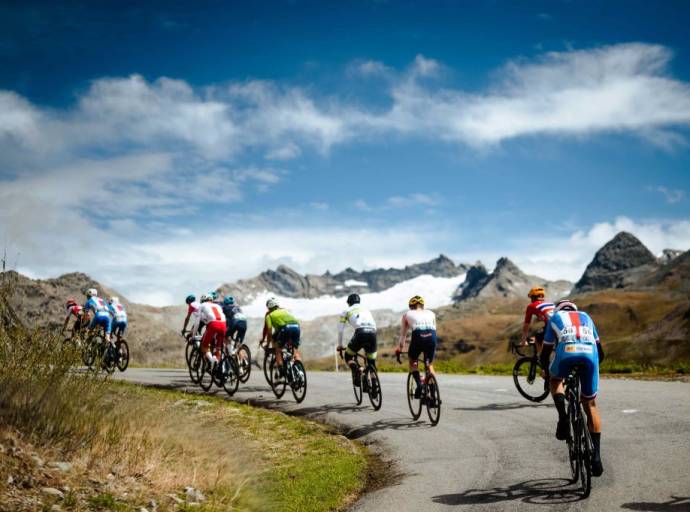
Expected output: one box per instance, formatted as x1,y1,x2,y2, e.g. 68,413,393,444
621,497,690,511
345,418,432,439
432,478,582,506
454,402,551,412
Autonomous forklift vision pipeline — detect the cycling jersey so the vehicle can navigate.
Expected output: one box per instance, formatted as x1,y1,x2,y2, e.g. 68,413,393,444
84,297,108,315
524,300,555,326
223,304,247,325
338,304,376,347
67,304,83,318
193,302,226,336
109,303,127,323
402,309,436,332
545,310,601,398
265,308,299,332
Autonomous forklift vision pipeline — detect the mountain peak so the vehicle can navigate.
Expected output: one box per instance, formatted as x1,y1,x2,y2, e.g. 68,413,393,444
574,231,657,293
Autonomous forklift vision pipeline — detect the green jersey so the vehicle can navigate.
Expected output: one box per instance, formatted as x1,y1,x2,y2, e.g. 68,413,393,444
266,308,299,331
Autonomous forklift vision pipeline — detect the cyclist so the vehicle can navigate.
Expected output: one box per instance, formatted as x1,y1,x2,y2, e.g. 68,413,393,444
192,294,226,367
337,294,377,385
83,288,112,346
395,295,437,399
61,298,84,337
108,297,128,343
222,296,247,344
540,299,605,477
262,298,301,373
522,286,555,351
181,294,200,336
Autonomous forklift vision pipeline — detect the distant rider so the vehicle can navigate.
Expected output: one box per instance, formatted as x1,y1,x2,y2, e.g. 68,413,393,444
108,297,128,343
222,296,247,344
337,294,377,384
522,286,555,351
192,294,227,367
83,288,112,346
181,294,200,336
262,298,301,373
539,299,605,477
396,295,437,398
61,298,84,337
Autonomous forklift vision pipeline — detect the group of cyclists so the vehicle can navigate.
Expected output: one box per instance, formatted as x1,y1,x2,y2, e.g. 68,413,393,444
60,280,604,483
61,288,128,348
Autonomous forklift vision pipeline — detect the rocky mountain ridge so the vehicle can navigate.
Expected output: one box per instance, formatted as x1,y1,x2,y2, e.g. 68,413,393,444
218,254,469,302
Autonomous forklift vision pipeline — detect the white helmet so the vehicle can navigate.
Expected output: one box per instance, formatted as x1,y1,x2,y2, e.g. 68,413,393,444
109,297,119,305
200,294,212,303
266,297,279,309
86,288,98,298
555,299,578,312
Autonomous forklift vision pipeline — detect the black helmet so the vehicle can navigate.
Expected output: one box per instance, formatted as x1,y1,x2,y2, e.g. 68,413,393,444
347,293,360,306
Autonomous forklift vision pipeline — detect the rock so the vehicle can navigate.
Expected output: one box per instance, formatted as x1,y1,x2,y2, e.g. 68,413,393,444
6,475,13,485
41,487,64,499
47,461,72,472
148,498,158,510
167,494,184,504
185,487,205,502
139,508,149,512
106,472,116,481
50,505,62,512
658,248,683,264
574,232,658,293
31,454,45,467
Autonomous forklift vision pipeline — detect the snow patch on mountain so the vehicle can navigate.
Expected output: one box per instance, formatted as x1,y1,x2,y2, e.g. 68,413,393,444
243,273,466,320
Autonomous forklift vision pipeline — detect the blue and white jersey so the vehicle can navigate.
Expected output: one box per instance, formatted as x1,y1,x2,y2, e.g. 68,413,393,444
544,310,600,346
109,303,128,323
84,297,109,316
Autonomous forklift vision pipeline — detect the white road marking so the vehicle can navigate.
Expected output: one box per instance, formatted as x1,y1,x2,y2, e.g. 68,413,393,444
495,388,508,392
622,409,639,414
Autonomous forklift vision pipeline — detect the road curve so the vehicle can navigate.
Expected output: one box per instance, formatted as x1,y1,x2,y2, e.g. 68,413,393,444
115,368,690,511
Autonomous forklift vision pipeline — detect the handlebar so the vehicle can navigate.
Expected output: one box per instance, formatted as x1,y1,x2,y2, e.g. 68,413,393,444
336,346,344,360
511,339,535,357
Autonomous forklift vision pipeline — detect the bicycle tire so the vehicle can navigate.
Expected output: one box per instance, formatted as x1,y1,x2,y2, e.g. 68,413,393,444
578,405,593,498
238,344,252,383
81,336,97,368
223,357,240,396
185,341,195,367
291,361,307,403
513,357,549,402
566,390,579,483
116,339,130,372
406,373,422,420
366,367,382,411
425,373,441,426
197,357,213,392
102,343,117,375
188,347,201,384
269,358,286,398
263,350,273,386
352,367,363,405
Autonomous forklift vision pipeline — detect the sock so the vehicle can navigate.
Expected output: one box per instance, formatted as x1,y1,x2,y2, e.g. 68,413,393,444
553,393,566,421
591,432,601,459
412,370,422,387
205,352,214,363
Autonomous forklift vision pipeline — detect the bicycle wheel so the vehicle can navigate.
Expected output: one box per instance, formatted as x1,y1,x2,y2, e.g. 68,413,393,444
188,347,201,384
578,407,592,498
366,367,382,411
406,373,422,420
290,361,307,403
567,395,579,482
116,340,129,372
197,357,213,392
81,336,97,368
352,367,363,405
425,373,441,426
102,343,117,375
185,341,194,367
263,350,273,385
269,358,286,398
223,357,240,396
513,358,549,402
238,344,252,383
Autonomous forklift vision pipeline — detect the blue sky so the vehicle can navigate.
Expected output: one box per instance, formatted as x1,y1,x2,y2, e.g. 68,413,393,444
1,0,690,305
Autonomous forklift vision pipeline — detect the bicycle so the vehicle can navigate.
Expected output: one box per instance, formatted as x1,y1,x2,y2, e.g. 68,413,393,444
227,334,251,384
196,336,240,396
269,340,307,403
81,329,125,374
183,332,202,384
260,340,274,386
563,363,594,498
396,351,441,426
338,347,382,410
511,339,549,402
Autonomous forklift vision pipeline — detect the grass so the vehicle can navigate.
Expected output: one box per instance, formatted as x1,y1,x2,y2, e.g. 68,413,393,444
0,276,368,511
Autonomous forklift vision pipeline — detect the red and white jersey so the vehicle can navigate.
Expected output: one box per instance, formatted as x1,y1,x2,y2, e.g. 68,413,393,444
524,300,555,326
402,308,436,331
193,302,225,336
67,304,83,317
187,301,200,318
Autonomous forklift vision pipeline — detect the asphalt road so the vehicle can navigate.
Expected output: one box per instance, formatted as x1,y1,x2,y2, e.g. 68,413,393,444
116,367,690,511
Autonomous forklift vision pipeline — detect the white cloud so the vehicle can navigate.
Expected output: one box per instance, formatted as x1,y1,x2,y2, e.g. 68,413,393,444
655,186,685,204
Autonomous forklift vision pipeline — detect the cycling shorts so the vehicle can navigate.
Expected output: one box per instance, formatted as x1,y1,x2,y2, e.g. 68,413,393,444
535,327,545,344
346,328,377,359
201,320,226,352
549,342,599,399
274,324,300,349
227,319,247,343
113,320,127,337
409,329,437,363
90,313,112,334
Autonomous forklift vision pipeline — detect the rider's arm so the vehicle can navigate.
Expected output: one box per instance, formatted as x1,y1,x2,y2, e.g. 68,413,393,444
522,307,533,341
61,313,70,333
337,313,347,348
397,315,408,350
594,324,605,363
181,311,192,334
